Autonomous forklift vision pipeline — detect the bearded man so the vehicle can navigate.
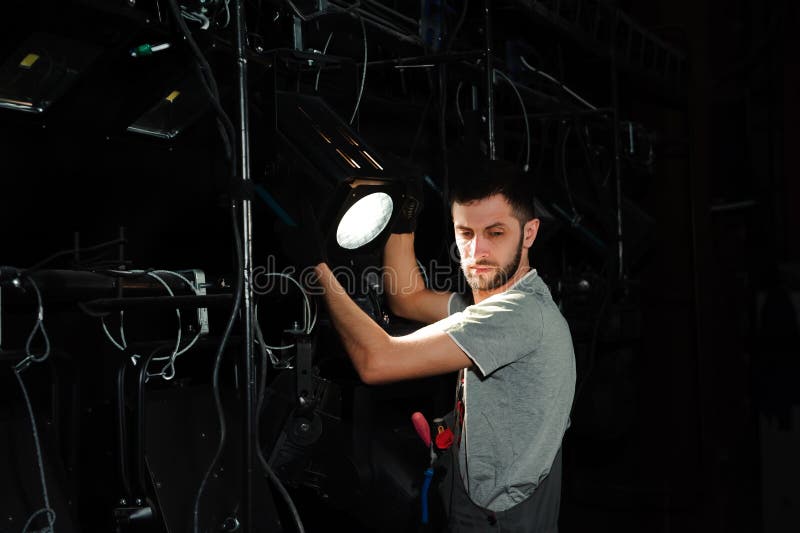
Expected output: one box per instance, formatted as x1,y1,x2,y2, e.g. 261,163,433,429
298,155,576,532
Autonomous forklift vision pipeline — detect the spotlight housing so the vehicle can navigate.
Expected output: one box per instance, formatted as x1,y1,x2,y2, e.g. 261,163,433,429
0,32,100,113
126,70,209,139
271,91,408,260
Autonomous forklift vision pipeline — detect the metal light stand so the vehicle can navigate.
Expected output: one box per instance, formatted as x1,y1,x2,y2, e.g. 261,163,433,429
610,47,625,281
483,0,496,160
232,1,259,531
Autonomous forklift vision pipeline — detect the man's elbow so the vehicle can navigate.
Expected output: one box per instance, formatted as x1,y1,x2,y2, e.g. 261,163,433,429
352,347,393,386
386,298,408,320
356,366,383,386
386,294,417,321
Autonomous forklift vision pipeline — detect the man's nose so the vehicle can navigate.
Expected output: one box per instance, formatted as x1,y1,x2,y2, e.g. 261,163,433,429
472,235,490,259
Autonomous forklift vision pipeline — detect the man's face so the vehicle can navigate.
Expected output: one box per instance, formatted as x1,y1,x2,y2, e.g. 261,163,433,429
452,194,536,292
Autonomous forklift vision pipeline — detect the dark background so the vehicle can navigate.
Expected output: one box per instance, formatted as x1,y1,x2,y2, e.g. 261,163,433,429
0,1,798,532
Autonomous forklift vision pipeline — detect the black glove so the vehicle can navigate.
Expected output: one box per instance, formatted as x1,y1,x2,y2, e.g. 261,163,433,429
392,174,425,234
277,203,327,269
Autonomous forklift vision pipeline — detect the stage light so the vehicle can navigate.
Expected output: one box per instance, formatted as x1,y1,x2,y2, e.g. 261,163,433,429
126,71,208,139
0,32,100,113
315,177,404,261
336,192,394,250
270,91,409,259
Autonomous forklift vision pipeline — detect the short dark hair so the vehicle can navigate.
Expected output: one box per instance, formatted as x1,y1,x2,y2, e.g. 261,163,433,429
447,152,536,223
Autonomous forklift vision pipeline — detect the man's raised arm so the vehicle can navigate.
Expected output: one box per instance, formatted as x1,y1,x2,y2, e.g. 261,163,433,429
382,233,451,324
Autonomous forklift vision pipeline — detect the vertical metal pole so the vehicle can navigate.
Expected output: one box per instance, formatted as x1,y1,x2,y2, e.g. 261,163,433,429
610,48,624,281
292,15,303,50
233,1,257,531
117,227,126,303
73,232,80,266
484,0,496,160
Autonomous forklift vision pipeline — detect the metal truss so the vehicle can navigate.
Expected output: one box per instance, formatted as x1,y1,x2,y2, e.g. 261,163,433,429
510,0,686,87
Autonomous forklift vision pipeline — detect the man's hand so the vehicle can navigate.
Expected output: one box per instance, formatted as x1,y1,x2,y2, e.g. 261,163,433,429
392,174,424,234
278,204,327,269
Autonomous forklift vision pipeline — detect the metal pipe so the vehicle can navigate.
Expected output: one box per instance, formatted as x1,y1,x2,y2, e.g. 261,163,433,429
360,0,418,25
610,48,624,280
484,0,495,159
352,9,422,45
233,0,258,530
363,50,485,68
117,363,132,498
499,107,615,121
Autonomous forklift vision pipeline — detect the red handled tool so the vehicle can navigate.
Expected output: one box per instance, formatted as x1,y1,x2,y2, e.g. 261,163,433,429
411,411,432,448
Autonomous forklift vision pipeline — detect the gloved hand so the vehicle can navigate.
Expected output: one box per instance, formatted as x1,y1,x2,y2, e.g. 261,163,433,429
392,174,425,234
277,203,327,269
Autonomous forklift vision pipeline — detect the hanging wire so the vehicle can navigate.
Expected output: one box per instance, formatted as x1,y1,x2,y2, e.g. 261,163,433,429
520,55,598,111
254,331,306,532
349,14,368,125
12,275,56,533
314,32,335,92
22,277,51,365
493,69,531,172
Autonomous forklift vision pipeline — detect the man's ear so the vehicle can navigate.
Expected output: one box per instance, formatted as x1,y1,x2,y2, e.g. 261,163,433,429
523,218,540,248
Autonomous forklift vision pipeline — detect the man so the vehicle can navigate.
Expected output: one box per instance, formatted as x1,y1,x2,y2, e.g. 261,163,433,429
295,156,576,531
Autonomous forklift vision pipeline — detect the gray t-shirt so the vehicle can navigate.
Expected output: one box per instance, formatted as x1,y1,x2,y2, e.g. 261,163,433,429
436,269,576,512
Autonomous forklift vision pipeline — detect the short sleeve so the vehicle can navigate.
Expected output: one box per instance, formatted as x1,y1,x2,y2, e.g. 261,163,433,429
441,290,544,376
448,292,471,315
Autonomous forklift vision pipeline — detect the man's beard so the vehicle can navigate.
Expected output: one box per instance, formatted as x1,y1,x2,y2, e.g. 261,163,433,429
462,235,524,291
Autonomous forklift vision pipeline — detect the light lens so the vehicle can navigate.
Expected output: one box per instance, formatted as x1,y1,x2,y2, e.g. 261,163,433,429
336,192,394,250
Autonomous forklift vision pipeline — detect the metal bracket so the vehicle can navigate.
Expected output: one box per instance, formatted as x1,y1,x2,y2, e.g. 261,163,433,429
294,334,315,412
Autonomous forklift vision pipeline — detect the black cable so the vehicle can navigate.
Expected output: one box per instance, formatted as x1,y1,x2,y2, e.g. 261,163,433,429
285,0,361,22
20,508,56,533
409,92,435,159
14,366,57,533
117,362,133,498
444,0,469,53
254,334,306,532
534,118,549,178
313,32,335,92
349,14,368,125
168,0,219,98
567,120,617,240
362,0,417,25
574,121,609,199
366,287,383,324
165,0,238,181
254,325,270,409
557,122,580,221
137,344,174,496
192,205,244,533
493,69,531,171
23,277,50,365
304,12,367,124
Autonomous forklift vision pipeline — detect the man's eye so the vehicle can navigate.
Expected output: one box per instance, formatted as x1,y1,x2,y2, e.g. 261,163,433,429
459,231,473,238
490,232,503,237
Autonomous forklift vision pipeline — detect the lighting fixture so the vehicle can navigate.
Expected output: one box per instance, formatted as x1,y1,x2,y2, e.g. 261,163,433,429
0,32,101,113
126,70,209,139
270,91,408,260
